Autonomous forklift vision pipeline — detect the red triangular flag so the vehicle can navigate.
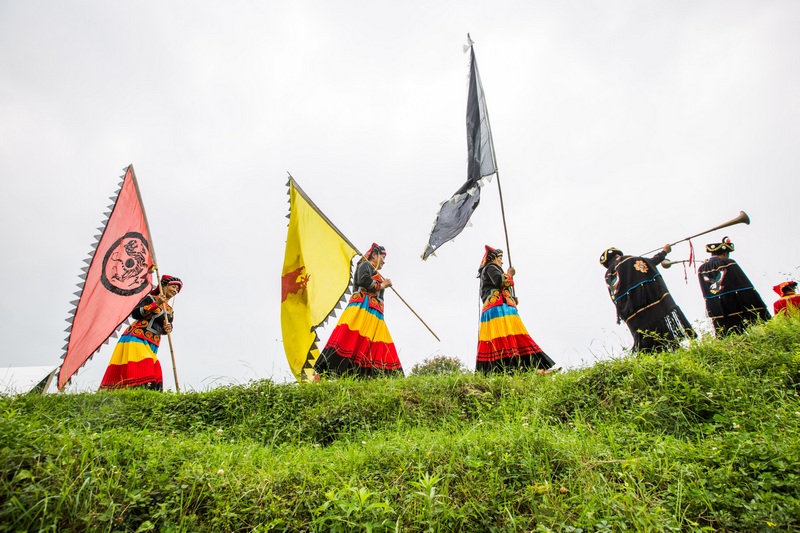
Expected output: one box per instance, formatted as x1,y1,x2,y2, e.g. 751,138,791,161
57,165,154,389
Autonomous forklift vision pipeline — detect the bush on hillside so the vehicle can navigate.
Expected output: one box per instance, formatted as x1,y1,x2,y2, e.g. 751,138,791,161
410,355,469,376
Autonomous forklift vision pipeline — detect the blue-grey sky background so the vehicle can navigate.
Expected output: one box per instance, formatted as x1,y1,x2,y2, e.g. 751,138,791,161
1,1,798,391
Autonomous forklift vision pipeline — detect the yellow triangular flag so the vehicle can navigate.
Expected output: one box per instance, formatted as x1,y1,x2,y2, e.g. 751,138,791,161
281,178,358,381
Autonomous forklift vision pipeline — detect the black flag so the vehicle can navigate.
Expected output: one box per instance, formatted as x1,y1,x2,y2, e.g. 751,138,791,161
422,37,497,259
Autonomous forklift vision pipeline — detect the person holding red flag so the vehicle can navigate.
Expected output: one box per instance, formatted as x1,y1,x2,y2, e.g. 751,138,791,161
99,275,183,391
476,246,557,374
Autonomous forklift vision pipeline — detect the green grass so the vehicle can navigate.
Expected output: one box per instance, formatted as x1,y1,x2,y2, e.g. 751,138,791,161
2,314,800,532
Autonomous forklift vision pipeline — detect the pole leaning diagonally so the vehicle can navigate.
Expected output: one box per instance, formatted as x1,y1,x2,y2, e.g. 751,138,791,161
289,173,440,342
389,287,441,342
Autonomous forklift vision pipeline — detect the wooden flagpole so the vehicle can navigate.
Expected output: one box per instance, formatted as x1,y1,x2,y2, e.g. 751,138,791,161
389,287,441,341
128,165,181,393
494,170,512,268
288,173,440,342
468,37,511,268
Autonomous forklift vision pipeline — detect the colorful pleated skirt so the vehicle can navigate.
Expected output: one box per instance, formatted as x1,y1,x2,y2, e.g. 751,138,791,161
99,332,163,390
315,291,403,378
476,291,555,374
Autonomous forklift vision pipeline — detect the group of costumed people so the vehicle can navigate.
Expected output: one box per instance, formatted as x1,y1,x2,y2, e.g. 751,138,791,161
600,235,797,354
100,235,798,390
314,243,557,379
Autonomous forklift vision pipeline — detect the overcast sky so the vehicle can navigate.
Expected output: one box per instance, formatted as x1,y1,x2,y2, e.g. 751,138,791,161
2,1,798,392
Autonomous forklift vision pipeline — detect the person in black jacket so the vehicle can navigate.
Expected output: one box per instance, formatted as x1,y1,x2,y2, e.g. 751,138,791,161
600,245,694,353
697,236,770,336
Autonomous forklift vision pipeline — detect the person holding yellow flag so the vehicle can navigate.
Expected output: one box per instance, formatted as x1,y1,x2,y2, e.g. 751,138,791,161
314,243,404,378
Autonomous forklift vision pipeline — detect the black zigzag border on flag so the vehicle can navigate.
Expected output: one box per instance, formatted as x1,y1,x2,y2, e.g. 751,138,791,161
58,166,133,388
284,177,356,382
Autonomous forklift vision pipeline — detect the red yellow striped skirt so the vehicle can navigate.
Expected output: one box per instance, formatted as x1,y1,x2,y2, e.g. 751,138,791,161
316,292,403,378
99,332,163,390
476,294,554,374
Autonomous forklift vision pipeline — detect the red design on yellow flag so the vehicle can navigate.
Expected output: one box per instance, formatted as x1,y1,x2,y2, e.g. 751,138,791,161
281,177,358,381
281,266,310,302
58,165,154,389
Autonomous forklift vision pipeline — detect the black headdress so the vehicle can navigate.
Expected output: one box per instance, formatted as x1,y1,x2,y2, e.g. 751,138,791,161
600,248,623,268
706,236,734,254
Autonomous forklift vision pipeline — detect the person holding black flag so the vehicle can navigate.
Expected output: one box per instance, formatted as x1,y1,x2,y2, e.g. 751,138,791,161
476,246,557,374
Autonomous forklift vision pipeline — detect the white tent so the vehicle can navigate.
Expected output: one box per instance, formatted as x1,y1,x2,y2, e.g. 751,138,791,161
0,366,57,396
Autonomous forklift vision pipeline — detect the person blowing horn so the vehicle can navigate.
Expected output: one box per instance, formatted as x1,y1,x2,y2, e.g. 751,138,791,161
600,245,694,353
697,236,770,336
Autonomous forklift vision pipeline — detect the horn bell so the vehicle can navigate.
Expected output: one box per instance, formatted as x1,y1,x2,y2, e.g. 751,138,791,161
736,211,750,226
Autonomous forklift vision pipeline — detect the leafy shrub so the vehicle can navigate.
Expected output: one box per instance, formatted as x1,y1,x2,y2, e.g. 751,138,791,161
410,355,469,376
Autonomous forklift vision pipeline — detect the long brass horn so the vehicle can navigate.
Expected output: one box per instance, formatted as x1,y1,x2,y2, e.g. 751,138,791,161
642,211,750,256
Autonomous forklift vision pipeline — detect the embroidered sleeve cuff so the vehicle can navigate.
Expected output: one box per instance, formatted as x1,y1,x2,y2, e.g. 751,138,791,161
141,302,160,314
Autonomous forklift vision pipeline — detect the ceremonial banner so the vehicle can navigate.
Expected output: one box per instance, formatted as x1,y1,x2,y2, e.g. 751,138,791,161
281,177,359,381
58,165,153,389
423,38,498,259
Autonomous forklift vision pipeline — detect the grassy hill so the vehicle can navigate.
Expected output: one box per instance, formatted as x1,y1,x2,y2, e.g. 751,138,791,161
2,315,799,532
